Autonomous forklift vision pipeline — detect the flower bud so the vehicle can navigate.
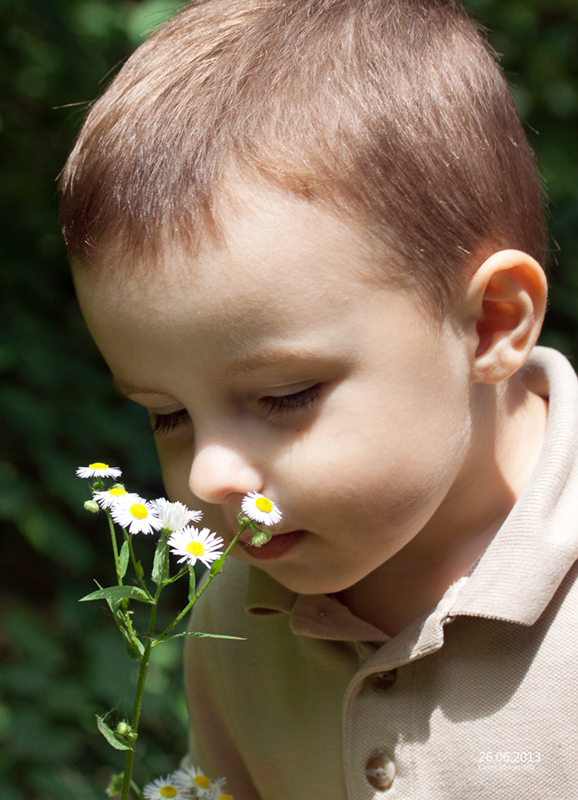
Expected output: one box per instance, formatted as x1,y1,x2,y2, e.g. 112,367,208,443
116,721,131,736
83,499,100,514
105,773,124,797
251,529,272,547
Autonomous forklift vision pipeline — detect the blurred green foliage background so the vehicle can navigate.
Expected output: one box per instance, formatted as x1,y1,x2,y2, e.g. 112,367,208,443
0,0,577,797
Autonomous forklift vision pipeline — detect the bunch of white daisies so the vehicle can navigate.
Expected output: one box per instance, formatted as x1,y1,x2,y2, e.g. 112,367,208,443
77,462,282,567
143,765,233,800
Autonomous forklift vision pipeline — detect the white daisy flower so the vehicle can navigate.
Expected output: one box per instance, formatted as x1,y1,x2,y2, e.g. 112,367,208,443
110,496,163,535
151,498,203,532
206,778,233,800
167,526,224,568
76,462,122,479
172,765,213,795
241,492,282,526
208,778,226,794
93,485,139,509
143,775,192,800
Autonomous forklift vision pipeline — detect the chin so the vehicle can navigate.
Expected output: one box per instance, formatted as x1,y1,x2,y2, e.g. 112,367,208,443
266,564,363,597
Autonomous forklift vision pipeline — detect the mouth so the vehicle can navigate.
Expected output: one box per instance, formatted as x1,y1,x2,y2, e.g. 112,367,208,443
240,529,306,560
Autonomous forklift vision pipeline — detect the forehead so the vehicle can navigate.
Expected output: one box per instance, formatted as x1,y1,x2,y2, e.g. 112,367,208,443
75,179,401,324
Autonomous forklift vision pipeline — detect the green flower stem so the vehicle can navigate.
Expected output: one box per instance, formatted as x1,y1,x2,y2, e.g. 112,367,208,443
162,566,189,585
120,583,163,800
155,527,246,645
124,530,153,599
106,509,123,586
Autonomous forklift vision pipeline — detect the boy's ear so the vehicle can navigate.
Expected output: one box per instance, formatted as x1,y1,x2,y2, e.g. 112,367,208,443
463,249,547,384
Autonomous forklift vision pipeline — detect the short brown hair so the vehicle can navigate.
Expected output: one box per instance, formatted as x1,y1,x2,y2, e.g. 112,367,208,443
60,0,546,312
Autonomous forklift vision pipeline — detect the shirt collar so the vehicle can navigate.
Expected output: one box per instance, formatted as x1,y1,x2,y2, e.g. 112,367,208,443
450,346,578,625
246,567,390,641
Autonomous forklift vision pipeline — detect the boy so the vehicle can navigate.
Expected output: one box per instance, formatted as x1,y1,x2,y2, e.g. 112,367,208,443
59,0,578,797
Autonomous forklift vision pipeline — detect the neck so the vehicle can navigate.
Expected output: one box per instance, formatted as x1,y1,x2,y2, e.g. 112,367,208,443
338,374,548,637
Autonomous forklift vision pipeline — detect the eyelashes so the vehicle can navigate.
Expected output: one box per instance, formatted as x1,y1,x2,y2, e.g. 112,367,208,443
150,384,322,436
259,384,322,418
150,408,190,435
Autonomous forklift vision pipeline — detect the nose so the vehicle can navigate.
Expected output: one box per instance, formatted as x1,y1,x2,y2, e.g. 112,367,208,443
188,442,264,505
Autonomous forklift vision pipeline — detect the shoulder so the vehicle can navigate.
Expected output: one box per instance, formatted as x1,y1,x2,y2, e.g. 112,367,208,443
189,557,252,634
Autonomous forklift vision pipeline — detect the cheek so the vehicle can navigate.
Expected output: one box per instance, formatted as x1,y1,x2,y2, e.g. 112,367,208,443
156,443,225,531
155,440,188,498
279,381,472,524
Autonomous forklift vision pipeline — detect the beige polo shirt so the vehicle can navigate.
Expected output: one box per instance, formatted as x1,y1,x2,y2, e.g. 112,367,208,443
184,346,578,800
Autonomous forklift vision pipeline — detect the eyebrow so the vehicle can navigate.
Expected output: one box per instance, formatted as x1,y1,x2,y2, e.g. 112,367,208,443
113,378,170,397
228,347,316,374
113,346,340,397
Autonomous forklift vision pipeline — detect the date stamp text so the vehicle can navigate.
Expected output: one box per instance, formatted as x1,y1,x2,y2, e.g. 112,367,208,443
478,751,541,771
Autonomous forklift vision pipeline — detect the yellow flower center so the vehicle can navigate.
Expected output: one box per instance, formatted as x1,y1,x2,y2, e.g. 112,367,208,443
255,497,273,513
109,487,127,497
194,775,210,789
160,787,178,799
221,794,234,800
129,503,148,519
186,541,206,556
89,462,109,470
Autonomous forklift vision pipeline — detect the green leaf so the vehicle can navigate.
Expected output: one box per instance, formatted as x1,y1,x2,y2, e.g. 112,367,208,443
80,585,153,604
104,602,145,661
119,541,129,579
210,556,225,576
123,631,145,661
188,566,196,601
155,631,246,645
152,534,169,585
114,612,145,660
96,715,134,751
135,560,145,583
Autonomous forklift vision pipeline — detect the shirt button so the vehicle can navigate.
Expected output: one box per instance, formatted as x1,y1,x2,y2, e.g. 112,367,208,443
371,669,397,690
365,755,396,790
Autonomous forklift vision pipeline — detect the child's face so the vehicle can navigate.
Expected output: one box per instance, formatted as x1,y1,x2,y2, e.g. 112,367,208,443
76,181,477,596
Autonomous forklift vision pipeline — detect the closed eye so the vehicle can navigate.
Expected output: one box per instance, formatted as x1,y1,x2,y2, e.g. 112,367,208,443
150,384,323,432
150,408,190,435
260,384,322,418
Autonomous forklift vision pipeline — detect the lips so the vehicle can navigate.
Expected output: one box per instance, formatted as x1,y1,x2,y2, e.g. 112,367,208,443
240,529,306,560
